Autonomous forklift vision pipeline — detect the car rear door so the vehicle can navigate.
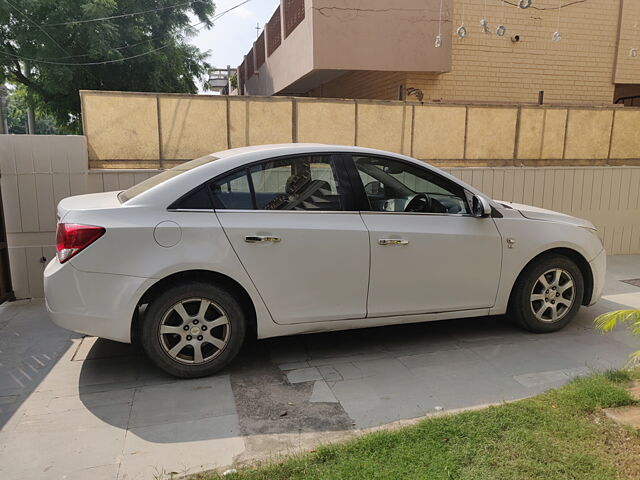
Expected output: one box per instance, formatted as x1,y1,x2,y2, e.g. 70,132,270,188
213,154,370,325
350,154,502,318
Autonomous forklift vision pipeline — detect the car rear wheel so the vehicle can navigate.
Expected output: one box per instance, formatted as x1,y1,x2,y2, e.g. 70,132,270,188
509,255,584,333
141,282,246,378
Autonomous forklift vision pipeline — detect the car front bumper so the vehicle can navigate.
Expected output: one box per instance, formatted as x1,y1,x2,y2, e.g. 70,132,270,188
587,248,606,306
44,258,148,343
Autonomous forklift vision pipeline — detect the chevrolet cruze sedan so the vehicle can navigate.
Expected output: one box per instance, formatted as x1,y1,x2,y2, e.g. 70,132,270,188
45,144,606,377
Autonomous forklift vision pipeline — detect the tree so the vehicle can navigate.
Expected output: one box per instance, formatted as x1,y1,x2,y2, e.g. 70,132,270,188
0,0,215,132
5,84,60,134
595,310,640,366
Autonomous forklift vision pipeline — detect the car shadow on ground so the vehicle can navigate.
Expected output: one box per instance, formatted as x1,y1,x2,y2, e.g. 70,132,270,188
76,296,640,443
0,300,78,429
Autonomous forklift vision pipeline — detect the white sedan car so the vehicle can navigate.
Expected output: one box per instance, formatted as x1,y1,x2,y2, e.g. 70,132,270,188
45,144,605,377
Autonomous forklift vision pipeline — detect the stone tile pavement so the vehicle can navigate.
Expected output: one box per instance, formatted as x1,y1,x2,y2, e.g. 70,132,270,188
0,255,639,479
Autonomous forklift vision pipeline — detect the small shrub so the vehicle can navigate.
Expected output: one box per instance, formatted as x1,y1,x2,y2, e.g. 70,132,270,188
595,310,640,367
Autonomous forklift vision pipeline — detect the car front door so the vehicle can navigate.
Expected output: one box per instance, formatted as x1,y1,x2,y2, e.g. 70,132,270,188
351,155,502,318
212,154,370,325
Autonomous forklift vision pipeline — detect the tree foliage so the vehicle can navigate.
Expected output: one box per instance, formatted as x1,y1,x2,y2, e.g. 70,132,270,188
0,0,215,132
4,84,60,134
595,309,640,366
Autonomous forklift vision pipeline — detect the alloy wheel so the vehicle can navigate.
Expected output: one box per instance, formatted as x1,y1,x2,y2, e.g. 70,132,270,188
529,268,575,323
158,297,231,364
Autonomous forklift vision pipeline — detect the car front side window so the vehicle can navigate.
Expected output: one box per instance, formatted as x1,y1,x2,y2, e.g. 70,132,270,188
209,155,346,211
249,155,344,211
354,156,470,215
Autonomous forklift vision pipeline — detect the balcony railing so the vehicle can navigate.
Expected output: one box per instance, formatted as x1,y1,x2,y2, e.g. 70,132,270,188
255,32,266,69
266,6,282,57
240,1,306,86
238,61,245,95
246,49,254,78
283,0,305,38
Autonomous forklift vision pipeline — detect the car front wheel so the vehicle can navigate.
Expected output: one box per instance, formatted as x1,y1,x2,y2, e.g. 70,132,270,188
141,282,246,378
509,255,584,333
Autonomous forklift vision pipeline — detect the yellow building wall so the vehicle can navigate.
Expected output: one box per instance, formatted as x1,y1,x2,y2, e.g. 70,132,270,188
614,0,640,84
313,0,627,106
308,71,406,101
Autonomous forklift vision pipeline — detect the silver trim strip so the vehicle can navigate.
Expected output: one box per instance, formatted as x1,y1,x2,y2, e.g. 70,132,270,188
169,209,474,218
215,209,361,215
168,209,216,213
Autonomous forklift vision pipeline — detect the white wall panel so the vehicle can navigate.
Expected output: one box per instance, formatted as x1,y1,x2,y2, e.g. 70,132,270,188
0,135,639,298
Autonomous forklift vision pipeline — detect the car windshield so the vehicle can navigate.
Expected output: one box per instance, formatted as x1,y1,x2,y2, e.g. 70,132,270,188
118,155,218,202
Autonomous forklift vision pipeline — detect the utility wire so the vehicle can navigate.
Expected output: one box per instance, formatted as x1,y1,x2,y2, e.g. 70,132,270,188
0,44,171,66
38,21,207,60
42,0,206,27
0,20,212,65
0,0,251,66
502,0,587,10
3,0,71,55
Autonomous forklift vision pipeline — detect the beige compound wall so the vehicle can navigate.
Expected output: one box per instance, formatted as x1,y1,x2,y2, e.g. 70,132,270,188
82,91,640,169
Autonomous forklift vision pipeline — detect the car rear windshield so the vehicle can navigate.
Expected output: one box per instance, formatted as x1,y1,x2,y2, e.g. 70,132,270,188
118,155,218,203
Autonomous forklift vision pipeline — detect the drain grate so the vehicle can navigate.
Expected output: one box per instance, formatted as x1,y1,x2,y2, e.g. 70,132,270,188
621,278,640,288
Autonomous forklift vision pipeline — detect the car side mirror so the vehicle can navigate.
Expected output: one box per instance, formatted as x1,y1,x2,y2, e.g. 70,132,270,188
471,194,491,218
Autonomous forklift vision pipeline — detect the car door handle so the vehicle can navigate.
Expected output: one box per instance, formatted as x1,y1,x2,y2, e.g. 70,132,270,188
378,239,409,246
244,235,281,244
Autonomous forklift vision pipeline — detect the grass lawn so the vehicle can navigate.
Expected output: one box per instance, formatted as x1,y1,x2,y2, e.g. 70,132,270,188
203,371,640,480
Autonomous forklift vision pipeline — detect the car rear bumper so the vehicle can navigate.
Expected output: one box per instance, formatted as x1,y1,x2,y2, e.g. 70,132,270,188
587,248,606,306
44,258,147,343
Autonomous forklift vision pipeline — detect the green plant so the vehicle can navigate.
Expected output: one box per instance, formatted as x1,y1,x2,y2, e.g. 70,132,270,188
1,0,216,133
595,310,640,366
199,373,639,480
5,84,61,134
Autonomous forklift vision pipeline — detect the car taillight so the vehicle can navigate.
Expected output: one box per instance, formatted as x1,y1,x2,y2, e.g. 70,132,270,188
56,223,105,263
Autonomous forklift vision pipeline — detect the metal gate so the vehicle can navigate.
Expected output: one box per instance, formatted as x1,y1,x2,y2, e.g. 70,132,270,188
0,183,13,303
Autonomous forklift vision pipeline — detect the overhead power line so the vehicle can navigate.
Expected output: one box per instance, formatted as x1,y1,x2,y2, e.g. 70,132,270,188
0,0,252,66
3,0,71,55
42,0,206,27
36,21,207,60
0,44,171,66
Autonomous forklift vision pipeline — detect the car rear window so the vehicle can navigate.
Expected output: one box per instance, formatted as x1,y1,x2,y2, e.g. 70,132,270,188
118,155,218,203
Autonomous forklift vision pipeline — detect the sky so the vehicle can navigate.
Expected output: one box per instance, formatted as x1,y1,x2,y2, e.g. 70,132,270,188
189,0,280,73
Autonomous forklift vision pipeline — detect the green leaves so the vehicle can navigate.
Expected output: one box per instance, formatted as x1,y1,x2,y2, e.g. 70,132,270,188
1,0,216,132
595,309,640,367
595,310,640,333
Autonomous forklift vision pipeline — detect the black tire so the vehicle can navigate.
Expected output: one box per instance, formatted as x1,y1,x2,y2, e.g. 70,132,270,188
509,255,584,333
141,281,246,378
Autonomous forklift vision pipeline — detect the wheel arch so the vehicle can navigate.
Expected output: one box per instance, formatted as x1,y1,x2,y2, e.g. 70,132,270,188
131,269,258,343
509,247,594,308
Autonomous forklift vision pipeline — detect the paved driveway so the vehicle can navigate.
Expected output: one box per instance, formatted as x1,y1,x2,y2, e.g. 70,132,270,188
1,256,639,479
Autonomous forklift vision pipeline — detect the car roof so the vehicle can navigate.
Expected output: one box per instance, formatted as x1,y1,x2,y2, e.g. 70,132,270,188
214,143,404,158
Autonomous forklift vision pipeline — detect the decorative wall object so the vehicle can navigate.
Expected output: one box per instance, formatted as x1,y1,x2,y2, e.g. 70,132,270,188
480,0,490,33
457,3,467,39
553,0,562,42
435,0,444,47
497,0,507,37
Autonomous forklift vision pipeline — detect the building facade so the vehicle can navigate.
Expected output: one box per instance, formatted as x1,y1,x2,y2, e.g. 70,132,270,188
239,0,640,106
